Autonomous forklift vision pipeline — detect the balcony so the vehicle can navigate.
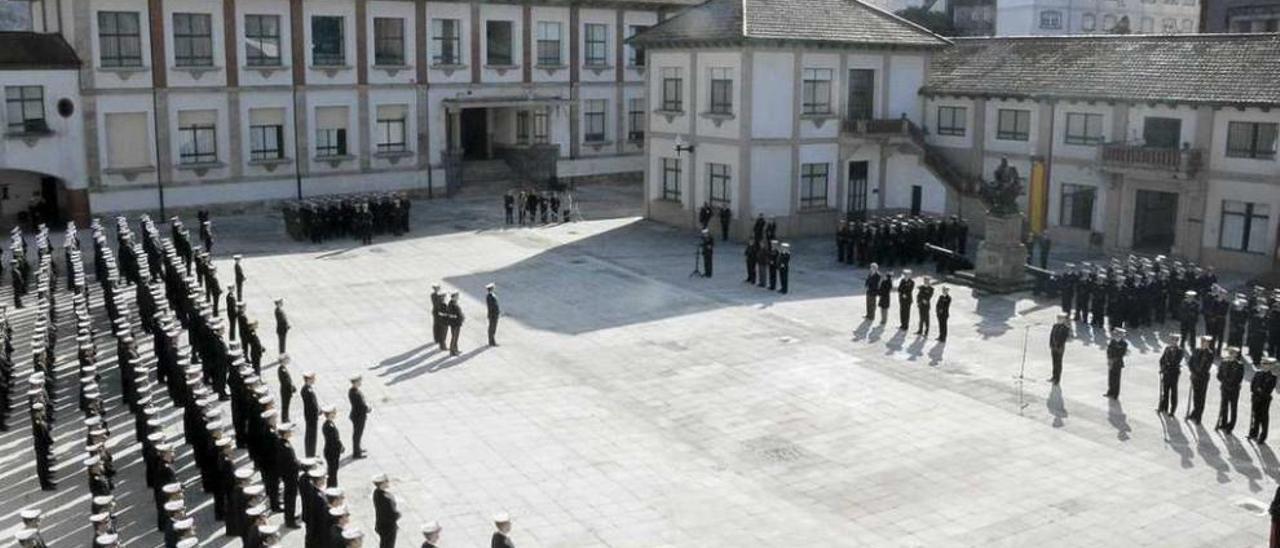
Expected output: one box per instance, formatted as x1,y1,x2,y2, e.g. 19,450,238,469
841,117,914,137
1100,144,1202,176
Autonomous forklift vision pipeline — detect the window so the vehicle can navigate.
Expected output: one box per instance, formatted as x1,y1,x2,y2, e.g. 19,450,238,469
516,111,530,145
432,19,460,65
584,23,607,66
315,106,348,157
1040,10,1062,29
373,17,404,66
662,157,681,201
376,104,407,153
996,109,1030,141
1082,13,1096,31
536,21,561,66
486,20,513,66
800,163,829,210
628,98,645,141
5,86,45,133
627,25,647,67
1226,122,1279,159
1059,183,1095,230
248,108,285,161
98,11,143,68
1064,112,1104,145
936,106,966,136
584,99,606,143
847,69,875,120
801,68,832,115
177,110,217,165
661,67,682,112
173,13,213,67
1219,200,1270,253
707,67,732,115
708,163,730,206
244,14,282,66
105,112,150,168
533,109,548,143
1102,14,1116,31
311,16,344,66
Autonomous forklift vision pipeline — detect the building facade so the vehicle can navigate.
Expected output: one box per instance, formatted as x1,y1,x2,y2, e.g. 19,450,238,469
997,0,1200,35
632,0,961,239
0,0,693,222
922,34,1280,273
1203,0,1280,32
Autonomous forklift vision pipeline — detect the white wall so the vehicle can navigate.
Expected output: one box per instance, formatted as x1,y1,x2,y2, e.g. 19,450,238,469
886,54,924,124
648,51,691,137
1052,102,1111,161
984,98,1039,156
1210,108,1280,178
1202,178,1280,258
884,154,947,214
693,142,738,209
923,96,975,149
578,8,615,84
1125,104,1198,148
749,145,791,217
693,51,742,140
0,70,88,188
750,51,793,140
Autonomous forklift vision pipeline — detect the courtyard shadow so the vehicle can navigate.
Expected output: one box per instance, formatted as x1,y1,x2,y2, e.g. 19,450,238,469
1047,384,1068,428
1108,398,1131,441
974,295,1016,340
1189,422,1233,483
385,346,490,385
1158,414,1195,468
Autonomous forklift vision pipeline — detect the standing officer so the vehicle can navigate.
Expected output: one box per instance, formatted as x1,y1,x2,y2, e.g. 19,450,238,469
226,287,239,342
372,474,400,548
777,243,791,294
322,406,344,487
278,355,297,423
503,192,515,225
486,284,500,347
430,284,446,351
491,513,515,548
1217,347,1246,433
699,229,714,278
1186,336,1214,423
1048,314,1070,384
446,293,464,356
275,299,291,355
877,270,893,325
1250,357,1278,443
234,255,247,302
718,206,731,242
277,424,301,528
348,376,370,459
767,241,780,290
935,286,951,343
864,264,881,321
744,241,757,285
1103,328,1128,399
897,270,915,331
1179,291,1199,350
301,371,319,457
1157,335,1185,415
421,521,442,548
914,279,933,336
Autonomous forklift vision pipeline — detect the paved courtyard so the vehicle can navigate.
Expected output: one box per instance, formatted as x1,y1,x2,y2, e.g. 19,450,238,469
1,181,1273,547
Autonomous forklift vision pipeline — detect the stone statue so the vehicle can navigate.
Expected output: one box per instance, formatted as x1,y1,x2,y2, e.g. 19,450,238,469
980,157,1022,217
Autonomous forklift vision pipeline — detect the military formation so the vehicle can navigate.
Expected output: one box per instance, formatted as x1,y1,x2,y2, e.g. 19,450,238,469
741,214,792,294
283,192,412,244
861,264,952,342
503,188,574,225
835,214,969,270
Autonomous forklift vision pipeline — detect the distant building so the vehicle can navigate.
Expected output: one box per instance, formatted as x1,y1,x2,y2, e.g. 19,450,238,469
1204,0,1280,31
949,0,996,36
997,0,1201,35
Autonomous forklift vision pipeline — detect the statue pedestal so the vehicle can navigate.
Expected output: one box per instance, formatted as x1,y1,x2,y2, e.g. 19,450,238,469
949,213,1034,294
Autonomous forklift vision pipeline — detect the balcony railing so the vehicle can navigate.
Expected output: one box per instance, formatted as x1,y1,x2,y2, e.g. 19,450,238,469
841,117,914,136
1100,143,1202,175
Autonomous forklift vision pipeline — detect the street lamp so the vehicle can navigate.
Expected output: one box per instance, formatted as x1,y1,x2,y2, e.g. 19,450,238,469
674,135,695,155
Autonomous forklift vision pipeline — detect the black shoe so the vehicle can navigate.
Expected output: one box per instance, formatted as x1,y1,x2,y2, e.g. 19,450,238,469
286,521,301,529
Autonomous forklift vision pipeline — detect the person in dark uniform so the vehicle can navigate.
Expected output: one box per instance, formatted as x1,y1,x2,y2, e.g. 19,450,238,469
767,240,779,290
277,427,300,528
755,241,769,288
1103,328,1128,399
275,299,291,355
1038,233,1051,269
744,241,758,285
446,292,464,356
503,192,515,225
697,203,713,230
914,279,933,336
1250,358,1278,443
1157,335,1184,415
491,513,515,548
1250,305,1269,367
1217,347,1245,433
877,271,893,325
864,264,881,321
751,214,765,244
373,474,400,548
935,286,951,343
699,229,714,278
1186,336,1214,423
420,521,442,548
1179,291,1200,350
474,283,497,350
777,243,791,294
226,288,239,341
301,371,319,457
234,255,247,302
278,355,297,423
348,376,370,459
897,271,915,331
322,406,344,487
430,284,446,351
1048,314,1070,384
718,206,731,242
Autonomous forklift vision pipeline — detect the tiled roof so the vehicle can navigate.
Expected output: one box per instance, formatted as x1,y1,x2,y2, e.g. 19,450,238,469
923,34,1280,107
0,32,80,70
631,0,950,48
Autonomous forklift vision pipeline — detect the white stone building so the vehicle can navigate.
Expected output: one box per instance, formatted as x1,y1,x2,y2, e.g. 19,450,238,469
631,0,962,239
997,0,1201,35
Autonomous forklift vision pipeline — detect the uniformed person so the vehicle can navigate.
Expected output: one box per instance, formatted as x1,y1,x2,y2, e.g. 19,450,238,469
699,229,714,278
430,284,446,351
486,283,500,347
275,298,291,354
877,270,893,324
897,270,915,331
777,243,791,294
277,424,301,527
234,255,247,301
1048,314,1070,384
914,278,933,336
446,292,464,356
322,406,344,487
1250,358,1278,443
18,509,47,547
373,474,400,548
1157,335,1185,415
864,263,881,321
279,354,297,423
492,513,515,548
349,375,370,459
302,371,319,457
1186,336,1214,423
1179,291,1200,350
1217,347,1246,433
1103,328,1128,399
935,286,951,343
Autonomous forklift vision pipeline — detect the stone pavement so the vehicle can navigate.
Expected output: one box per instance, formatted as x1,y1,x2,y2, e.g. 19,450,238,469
0,181,1272,547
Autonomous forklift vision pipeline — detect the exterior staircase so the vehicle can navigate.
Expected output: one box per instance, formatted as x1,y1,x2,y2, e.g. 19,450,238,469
843,117,981,197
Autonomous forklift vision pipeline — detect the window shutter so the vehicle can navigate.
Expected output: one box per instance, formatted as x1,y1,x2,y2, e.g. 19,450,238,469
250,108,285,126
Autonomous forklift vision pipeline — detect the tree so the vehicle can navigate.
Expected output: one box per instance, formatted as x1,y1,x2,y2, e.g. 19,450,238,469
895,7,955,36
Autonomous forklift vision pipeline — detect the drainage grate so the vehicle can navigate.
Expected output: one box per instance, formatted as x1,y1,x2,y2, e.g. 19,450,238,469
742,435,806,464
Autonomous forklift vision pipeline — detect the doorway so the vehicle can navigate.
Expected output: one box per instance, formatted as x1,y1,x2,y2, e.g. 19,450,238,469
460,108,489,160
847,69,875,121
1132,189,1178,253
847,160,868,220
1142,117,1182,149
910,185,922,216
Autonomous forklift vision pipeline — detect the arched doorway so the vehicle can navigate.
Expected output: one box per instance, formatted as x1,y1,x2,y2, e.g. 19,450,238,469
0,169,73,231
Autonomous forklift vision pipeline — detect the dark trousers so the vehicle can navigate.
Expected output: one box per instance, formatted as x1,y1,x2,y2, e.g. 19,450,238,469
703,250,713,278
379,528,397,548
1105,363,1122,398
283,480,298,524
899,303,910,330
264,471,281,510
1050,349,1063,383
1180,324,1197,350
352,417,366,456
865,294,876,320
746,261,756,284
236,282,244,302
779,269,788,294
916,306,929,335
325,455,339,487
756,263,766,287
937,315,948,342
281,391,293,423
1250,395,1271,442
278,330,288,354
488,317,498,346
433,318,446,350
1218,388,1240,431
878,305,889,324
1158,376,1179,414
720,222,729,241
449,324,461,355
768,266,777,289
1187,380,1208,421
304,417,318,457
